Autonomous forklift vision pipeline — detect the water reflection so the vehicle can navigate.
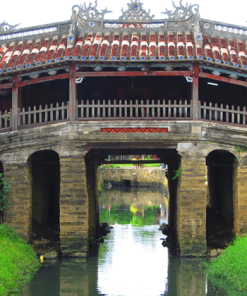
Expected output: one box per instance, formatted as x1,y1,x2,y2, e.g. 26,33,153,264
20,187,229,296
99,187,168,226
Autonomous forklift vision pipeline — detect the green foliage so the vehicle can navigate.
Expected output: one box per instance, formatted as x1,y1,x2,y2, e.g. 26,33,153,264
0,173,11,213
0,224,40,295
235,141,244,162
100,204,159,226
204,235,247,293
172,167,182,180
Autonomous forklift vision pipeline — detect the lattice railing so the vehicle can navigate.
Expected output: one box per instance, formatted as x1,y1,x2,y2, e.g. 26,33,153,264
18,102,68,126
199,102,247,125
1,99,247,131
77,99,192,120
0,110,11,129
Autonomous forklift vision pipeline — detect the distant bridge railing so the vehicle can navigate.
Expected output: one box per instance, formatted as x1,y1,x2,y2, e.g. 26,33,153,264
1,99,247,131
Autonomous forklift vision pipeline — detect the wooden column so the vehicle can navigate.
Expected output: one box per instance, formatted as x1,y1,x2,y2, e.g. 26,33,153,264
192,63,199,120
11,74,19,131
69,63,77,121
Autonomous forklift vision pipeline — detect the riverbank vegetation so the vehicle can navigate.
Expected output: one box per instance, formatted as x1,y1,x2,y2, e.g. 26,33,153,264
204,235,247,295
0,224,40,295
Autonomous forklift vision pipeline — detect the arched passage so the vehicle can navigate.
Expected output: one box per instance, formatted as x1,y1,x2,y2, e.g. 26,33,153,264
85,147,179,247
31,150,60,241
206,150,235,248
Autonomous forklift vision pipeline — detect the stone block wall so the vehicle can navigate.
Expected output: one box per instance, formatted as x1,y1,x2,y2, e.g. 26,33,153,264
177,149,207,256
60,155,89,256
233,158,247,234
3,162,32,241
98,167,168,188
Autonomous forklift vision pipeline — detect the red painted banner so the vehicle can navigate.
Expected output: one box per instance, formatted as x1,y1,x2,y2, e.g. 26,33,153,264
101,128,168,133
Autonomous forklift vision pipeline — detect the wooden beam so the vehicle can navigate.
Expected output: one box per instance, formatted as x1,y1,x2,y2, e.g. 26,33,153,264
11,74,18,131
75,70,193,78
0,83,12,90
199,72,247,87
69,63,77,121
192,63,199,120
18,73,69,88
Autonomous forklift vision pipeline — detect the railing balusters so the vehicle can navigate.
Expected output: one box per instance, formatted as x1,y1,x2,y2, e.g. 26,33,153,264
56,103,59,120
114,100,117,118
141,100,144,117
168,100,171,118
45,104,48,122
244,106,246,125
157,100,160,118
124,100,127,118
4,110,8,127
162,100,166,118
174,100,177,119
130,101,133,118
97,100,100,118
103,100,106,118
135,99,138,118
28,106,31,124
119,100,122,118
231,105,235,123
50,104,53,121
86,100,89,118
92,100,95,118
226,105,229,122
108,100,111,118
3,97,247,132
209,103,212,120
179,100,182,118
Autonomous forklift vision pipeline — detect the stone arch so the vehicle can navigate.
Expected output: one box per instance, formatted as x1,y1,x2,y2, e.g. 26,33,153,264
206,149,235,249
29,150,60,241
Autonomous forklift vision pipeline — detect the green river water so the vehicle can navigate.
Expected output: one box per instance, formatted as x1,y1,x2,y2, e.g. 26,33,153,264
20,188,231,296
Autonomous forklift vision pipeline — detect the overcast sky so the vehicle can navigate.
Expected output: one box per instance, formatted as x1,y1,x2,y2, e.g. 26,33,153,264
0,0,246,29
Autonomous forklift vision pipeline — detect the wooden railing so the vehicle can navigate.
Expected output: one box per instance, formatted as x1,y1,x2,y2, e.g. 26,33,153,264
18,102,68,126
77,99,192,120
199,102,247,125
0,110,11,129
1,99,247,131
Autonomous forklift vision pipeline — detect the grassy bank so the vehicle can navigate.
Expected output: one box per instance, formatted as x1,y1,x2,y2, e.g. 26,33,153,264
0,224,40,295
204,235,247,295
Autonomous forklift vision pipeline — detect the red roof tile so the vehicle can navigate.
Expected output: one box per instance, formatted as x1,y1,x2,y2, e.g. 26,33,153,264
1,31,247,74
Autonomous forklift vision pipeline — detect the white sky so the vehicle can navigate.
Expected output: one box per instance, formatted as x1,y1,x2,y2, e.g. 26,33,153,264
0,0,246,29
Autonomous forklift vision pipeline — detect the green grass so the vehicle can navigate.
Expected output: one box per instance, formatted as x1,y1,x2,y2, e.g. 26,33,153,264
0,224,40,295
204,235,247,294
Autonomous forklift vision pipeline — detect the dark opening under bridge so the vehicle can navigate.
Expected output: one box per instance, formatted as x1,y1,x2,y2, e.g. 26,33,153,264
1,1,247,256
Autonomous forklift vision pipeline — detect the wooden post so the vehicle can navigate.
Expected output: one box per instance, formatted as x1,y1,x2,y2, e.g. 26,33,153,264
69,63,77,121
192,63,199,120
11,74,19,131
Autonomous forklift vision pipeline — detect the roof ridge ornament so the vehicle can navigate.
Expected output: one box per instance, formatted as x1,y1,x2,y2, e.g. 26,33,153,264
161,0,199,21
72,1,112,23
0,21,20,32
119,0,154,22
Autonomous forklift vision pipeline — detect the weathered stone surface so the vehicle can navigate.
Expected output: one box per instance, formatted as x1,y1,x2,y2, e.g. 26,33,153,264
99,167,168,188
0,121,247,256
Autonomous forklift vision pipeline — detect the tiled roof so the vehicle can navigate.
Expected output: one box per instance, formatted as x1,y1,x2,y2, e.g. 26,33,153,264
1,31,247,75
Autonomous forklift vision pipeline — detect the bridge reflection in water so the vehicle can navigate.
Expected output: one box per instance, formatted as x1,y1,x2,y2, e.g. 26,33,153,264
21,188,228,296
